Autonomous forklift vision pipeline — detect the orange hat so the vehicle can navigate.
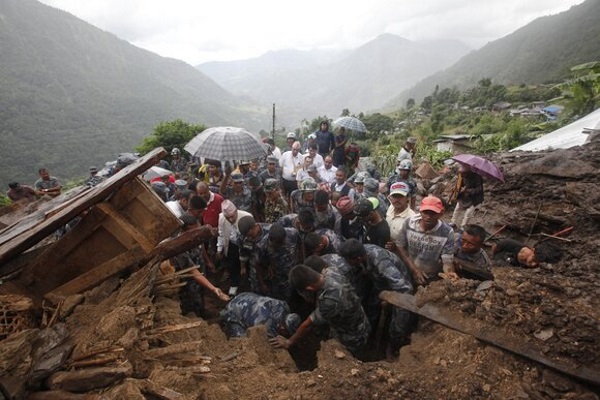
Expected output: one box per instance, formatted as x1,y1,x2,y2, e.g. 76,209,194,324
420,196,444,214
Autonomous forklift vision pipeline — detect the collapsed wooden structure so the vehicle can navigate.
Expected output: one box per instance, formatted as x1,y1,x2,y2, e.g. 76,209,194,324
0,148,181,305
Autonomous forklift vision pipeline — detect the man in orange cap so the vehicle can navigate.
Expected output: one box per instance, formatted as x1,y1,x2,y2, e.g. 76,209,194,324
387,195,456,285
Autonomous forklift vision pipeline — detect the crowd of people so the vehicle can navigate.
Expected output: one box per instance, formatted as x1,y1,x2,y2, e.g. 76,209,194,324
5,124,562,360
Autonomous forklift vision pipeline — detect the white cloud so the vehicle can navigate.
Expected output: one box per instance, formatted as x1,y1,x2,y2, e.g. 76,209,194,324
38,0,585,65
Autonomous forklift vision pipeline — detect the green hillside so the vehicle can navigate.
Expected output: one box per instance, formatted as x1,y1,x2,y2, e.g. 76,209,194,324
0,0,264,187
386,0,600,109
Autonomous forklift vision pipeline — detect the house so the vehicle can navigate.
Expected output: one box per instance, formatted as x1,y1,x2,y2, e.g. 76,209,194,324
433,134,476,154
492,102,511,112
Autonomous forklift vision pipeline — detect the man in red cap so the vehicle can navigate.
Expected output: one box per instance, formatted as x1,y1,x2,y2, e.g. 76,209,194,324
387,195,456,285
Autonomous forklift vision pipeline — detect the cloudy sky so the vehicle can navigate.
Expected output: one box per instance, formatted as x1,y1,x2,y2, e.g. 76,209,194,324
39,0,585,66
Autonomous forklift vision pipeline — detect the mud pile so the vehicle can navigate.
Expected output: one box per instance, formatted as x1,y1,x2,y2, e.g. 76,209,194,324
1,142,600,399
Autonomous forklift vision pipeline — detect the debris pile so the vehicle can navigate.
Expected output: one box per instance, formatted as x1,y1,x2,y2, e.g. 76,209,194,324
0,143,599,398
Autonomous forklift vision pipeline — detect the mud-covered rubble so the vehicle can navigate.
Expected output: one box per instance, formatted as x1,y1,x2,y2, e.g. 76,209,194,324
2,143,600,399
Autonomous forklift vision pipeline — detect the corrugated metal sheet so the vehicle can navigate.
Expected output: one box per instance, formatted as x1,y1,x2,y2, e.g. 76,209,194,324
511,108,600,152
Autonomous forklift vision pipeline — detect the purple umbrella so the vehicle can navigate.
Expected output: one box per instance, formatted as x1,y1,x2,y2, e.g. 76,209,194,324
451,154,504,182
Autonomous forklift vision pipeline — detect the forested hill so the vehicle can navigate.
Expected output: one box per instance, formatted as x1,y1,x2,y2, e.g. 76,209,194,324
386,0,600,108
0,0,263,187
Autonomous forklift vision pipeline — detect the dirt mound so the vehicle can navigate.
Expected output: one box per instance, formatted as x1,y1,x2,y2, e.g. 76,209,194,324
2,142,600,399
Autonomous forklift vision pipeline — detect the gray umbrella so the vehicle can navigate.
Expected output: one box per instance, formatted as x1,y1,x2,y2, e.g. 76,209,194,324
184,126,267,161
332,116,367,133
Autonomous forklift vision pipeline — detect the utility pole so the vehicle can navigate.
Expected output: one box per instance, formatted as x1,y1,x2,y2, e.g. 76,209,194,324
271,103,276,141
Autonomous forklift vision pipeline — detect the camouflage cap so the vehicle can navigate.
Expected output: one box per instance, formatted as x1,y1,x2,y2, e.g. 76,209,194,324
364,177,380,193
354,171,369,184
267,155,279,164
264,178,279,192
230,172,244,183
353,198,374,217
300,177,317,191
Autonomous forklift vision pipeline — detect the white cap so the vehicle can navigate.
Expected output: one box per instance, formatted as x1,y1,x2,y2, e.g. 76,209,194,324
287,132,297,139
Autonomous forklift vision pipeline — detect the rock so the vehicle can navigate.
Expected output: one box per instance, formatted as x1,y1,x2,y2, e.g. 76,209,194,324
482,384,491,392
415,162,439,180
306,379,316,388
533,329,554,341
350,368,359,376
334,350,346,359
476,281,494,292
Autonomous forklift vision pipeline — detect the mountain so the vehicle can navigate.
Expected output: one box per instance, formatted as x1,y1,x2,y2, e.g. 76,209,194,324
385,0,600,109
0,0,264,186
197,34,470,124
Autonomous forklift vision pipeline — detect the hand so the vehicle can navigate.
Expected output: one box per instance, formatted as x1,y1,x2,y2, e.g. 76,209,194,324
269,335,290,349
214,288,230,301
240,265,247,278
384,241,398,252
411,268,429,286
210,227,218,238
439,272,459,281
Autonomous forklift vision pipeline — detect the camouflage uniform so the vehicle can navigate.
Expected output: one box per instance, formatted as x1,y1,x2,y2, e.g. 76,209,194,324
259,169,282,185
315,204,342,235
314,228,345,256
220,292,291,337
86,175,104,187
253,227,300,300
238,223,271,292
170,248,206,317
264,195,289,223
321,254,370,303
310,273,371,355
222,186,255,214
290,189,315,214
362,244,414,348
170,156,188,173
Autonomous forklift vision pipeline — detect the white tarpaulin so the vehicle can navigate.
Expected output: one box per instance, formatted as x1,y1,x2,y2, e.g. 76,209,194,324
511,108,600,152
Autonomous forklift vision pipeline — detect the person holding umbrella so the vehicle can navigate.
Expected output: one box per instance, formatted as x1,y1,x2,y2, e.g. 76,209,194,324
450,163,484,230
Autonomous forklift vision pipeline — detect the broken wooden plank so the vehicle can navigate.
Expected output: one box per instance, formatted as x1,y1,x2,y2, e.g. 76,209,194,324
143,321,206,338
142,379,193,400
380,290,600,386
44,246,146,304
27,390,105,400
145,341,204,359
0,148,167,265
47,364,132,392
151,226,213,261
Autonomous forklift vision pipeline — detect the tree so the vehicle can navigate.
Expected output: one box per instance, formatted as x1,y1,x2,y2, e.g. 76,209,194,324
136,119,206,155
406,98,415,109
561,61,600,116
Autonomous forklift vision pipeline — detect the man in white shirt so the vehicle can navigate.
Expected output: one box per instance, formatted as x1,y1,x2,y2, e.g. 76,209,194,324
306,144,324,169
318,155,337,185
279,141,304,196
396,137,417,164
165,189,194,218
217,200,253,296
385,182,416,242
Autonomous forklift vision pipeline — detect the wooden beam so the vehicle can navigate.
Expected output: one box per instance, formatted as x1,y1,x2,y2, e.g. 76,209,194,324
44,246,146,304
96,202,155,253
380,291,600,387
0,148,167,265
18,207,108,286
